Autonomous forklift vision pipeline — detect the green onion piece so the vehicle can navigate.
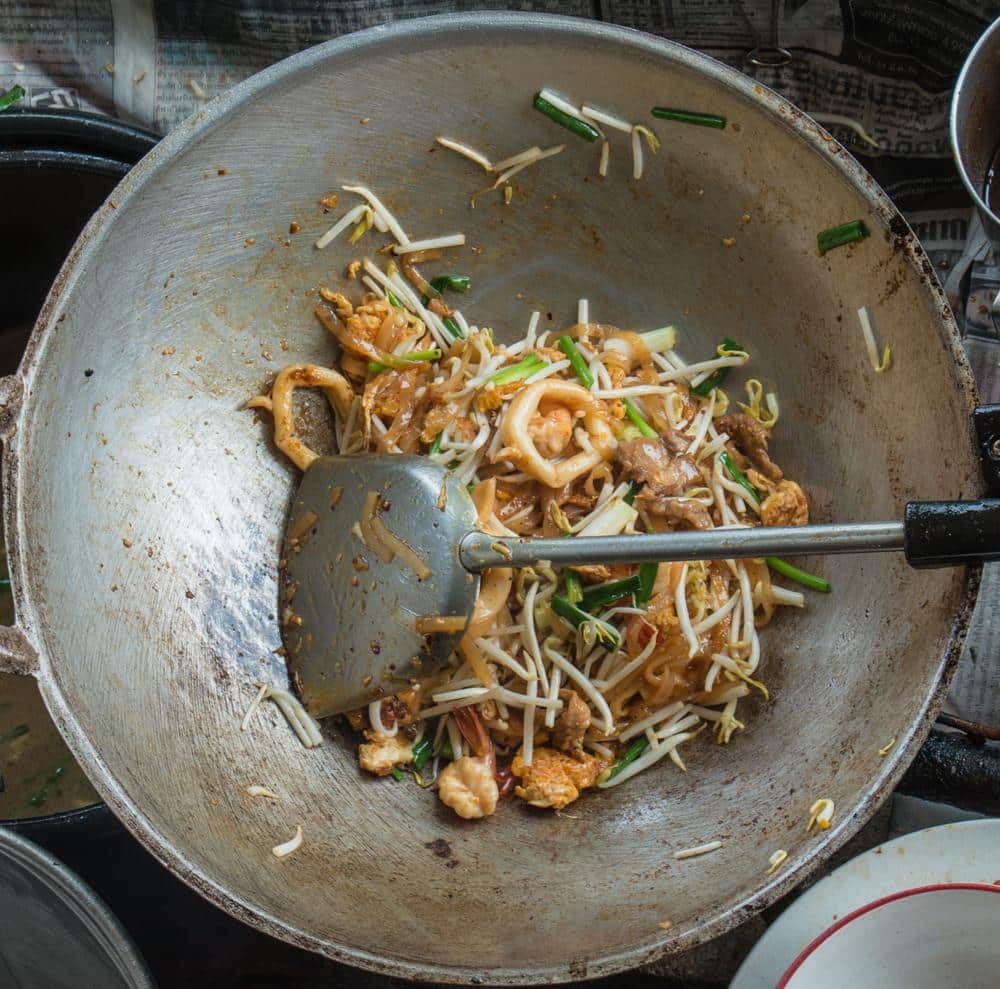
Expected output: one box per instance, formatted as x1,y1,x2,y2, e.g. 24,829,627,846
580,575,642,610
430,274,470,295
489,354,546,386
533,92,600,142
558,335,594,388
412,737,434,771
719,451,760,505
0,84,25,113
690,337,741,396
386,289,403,308
442,316,464,340
429,434,443,455
640,325,677,352
603,737,650,782
817,220,869,255
651,106,726,129
550,595,620,648
439,738,454,761
766,557,831,593
565,571,584,605
390,766,404,781
623,481,642,506
636,562,658,605
368,348,442,374
623,398,657,438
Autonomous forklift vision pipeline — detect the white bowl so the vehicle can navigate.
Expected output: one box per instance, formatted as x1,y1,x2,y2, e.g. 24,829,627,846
778,883,1000,989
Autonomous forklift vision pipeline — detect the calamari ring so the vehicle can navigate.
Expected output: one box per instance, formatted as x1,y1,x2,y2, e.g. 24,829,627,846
497,380,615,488
246,363,354,471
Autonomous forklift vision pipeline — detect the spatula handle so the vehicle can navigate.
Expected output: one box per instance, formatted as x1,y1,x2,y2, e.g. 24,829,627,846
459,500,1000,572
459,521,906,571
904,500,1000,567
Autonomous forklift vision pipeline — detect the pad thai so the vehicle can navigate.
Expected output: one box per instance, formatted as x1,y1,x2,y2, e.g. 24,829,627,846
249,188,819,822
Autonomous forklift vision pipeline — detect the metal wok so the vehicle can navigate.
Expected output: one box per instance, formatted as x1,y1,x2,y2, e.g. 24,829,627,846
0,13,983,984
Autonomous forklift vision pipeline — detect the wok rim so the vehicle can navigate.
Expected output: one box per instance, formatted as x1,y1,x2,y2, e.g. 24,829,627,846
6,11,981,984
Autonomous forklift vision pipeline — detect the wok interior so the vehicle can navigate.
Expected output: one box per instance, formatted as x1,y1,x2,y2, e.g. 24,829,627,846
14,20,977,980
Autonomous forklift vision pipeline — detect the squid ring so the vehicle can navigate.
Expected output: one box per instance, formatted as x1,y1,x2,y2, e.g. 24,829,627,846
498,380,615,488
246,363,354,471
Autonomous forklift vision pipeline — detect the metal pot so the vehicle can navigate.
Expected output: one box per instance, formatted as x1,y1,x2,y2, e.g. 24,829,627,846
0,108,158,841
952,15,1000,260
0,827,155,988
0,13,982,983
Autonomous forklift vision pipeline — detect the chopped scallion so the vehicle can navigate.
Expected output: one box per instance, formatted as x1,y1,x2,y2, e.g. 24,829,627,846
817,220,869,255
550,595,620,648
558,335,594,388
601,736,650,783
368,348,441,374
623,398,657,438
386,289,403,308
690,337,741,396
636,562,658,604
390,766,404,781
489,354,546,386
442,316,464,340
580,575,641,610
430,274,470,294
766,557,831,593
639,325,677,352
623,481,642,506
565,571,584,604
0,84,25,113
719,451,760,505
412,736,433,771
533,92,599,142
429,434,443,455
651,106,726,129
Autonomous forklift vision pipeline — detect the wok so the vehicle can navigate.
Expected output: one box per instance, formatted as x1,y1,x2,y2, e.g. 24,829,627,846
0,13,983,983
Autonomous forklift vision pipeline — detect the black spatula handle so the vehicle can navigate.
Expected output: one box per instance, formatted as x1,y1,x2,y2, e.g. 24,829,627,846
904,500,1000,567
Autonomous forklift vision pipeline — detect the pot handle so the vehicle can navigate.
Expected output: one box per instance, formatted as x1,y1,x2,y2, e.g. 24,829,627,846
904,499,1000,567
0,373,39,677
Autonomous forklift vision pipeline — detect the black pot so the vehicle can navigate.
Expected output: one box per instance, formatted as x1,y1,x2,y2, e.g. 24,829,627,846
0,108,158,843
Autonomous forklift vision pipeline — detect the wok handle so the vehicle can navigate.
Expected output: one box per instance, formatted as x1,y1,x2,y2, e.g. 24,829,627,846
904,499,1000,568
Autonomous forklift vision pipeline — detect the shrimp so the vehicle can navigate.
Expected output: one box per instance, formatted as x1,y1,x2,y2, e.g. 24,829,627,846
497,380,616,488
528,406,573,459
437,756,499,819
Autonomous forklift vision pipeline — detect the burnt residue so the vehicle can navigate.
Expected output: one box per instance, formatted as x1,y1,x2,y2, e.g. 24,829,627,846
425,837,453,861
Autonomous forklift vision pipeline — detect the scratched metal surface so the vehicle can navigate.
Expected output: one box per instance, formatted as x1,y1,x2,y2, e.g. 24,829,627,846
0,13,981,984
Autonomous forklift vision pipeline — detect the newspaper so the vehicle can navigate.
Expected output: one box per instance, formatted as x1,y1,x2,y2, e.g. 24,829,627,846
1,0,998,725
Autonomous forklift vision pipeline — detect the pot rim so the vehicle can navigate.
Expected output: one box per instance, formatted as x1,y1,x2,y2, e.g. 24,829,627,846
0,107,157,834
6,12,981,984
950,16,1000,227
0,826,155,988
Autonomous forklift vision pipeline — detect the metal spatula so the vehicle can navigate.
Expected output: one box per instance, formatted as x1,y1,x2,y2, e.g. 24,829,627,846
280,454,1000,717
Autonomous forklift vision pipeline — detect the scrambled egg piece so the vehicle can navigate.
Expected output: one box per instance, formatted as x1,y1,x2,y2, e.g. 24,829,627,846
437,756,499,819
511,747,604,810
760,480,809,528
358,731,413,776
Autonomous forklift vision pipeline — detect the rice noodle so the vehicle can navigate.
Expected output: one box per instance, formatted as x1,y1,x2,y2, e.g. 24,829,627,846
250,221,813,812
